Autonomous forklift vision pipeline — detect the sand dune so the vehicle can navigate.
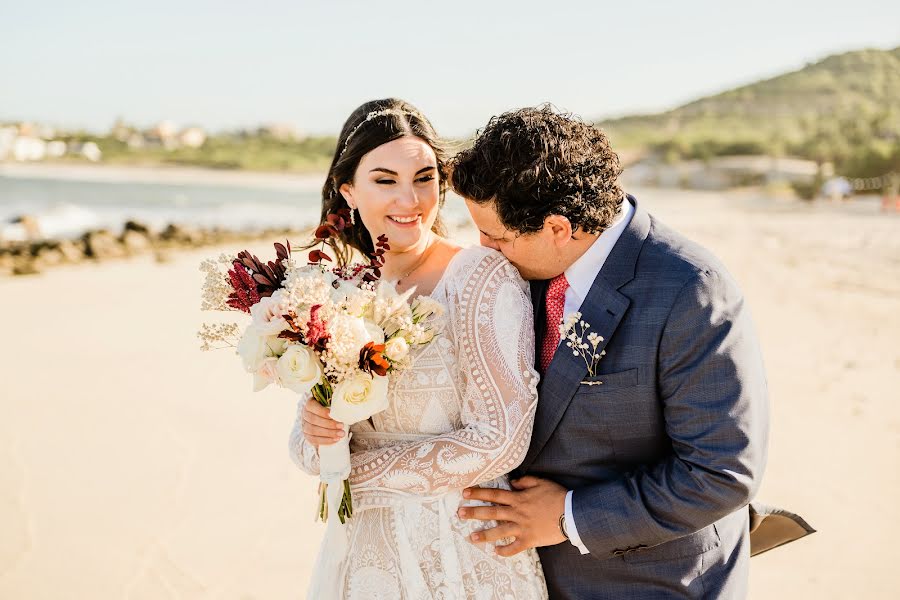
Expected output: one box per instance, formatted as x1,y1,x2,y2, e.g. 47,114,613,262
1,188,897,598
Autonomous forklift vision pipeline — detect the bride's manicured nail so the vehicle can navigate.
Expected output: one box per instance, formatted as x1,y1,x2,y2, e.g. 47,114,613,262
463,489,471,498
458,508,468,518
470,532,480,542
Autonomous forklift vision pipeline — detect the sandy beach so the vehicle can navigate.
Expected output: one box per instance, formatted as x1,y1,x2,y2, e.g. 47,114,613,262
1,187,898,599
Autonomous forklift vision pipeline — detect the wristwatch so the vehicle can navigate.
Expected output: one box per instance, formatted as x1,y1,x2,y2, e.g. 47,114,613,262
558,512,569,541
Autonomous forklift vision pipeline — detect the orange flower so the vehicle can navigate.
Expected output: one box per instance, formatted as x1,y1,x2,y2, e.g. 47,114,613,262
359,342,390,377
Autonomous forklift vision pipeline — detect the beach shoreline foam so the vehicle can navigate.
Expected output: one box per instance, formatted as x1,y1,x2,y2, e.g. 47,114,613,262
0,162,327,191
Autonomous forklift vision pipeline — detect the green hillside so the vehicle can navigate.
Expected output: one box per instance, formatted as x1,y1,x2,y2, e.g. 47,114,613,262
601,47,900,178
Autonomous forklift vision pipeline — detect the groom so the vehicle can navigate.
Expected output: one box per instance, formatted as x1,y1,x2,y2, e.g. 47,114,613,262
452,106,769,598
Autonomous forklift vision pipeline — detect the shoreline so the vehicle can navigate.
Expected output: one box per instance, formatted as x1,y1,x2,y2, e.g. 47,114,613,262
2,162,892,216
0,161,328,191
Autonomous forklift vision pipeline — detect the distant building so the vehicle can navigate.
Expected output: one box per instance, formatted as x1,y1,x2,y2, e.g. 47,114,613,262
145,121,179,150
80,141,102,162
46,140,67,158
12,137,47,161
623,155,819,190
258,123,302,141
708,156,819,185
110,118,135,142
17,122,35,137
179,127,207,148
13,122,56,140
127,133,146,149
35,124,56,139
151,120,178,139
0,126,17,160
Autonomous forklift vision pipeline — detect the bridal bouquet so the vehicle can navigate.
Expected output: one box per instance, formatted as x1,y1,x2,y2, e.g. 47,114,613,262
198,208,443,526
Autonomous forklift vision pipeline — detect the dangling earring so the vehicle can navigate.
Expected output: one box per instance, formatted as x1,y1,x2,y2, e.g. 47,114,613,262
349,207,356,225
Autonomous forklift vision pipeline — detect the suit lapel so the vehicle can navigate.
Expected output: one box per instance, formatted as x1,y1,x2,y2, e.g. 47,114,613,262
522,279,630,469
521,194,652,469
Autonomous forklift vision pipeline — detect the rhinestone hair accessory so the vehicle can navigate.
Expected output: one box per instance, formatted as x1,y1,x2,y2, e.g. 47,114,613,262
339,108,414,157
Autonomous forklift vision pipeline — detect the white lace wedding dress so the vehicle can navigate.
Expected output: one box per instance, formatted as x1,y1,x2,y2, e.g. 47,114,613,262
289,246,548,599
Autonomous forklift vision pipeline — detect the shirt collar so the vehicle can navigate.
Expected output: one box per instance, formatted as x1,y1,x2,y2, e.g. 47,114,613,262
564,195,635,304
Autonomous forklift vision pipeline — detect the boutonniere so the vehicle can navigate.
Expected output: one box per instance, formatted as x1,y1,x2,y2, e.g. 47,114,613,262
559,312,607,382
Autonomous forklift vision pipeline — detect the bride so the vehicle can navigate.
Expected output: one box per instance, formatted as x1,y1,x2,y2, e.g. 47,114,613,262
288,98,549,599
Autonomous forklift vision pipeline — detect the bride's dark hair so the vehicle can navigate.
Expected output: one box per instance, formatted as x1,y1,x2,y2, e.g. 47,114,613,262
318,98,449,264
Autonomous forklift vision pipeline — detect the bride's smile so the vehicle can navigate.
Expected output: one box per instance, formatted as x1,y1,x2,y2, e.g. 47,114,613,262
339,136,441,268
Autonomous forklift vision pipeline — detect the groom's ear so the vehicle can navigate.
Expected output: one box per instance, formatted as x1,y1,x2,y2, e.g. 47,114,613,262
543,215,574,248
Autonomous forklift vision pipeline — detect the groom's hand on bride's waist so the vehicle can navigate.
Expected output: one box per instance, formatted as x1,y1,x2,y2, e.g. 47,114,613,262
458,476,567,557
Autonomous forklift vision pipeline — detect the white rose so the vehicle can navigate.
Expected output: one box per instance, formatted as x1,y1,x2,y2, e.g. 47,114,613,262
253,357,280,392
329,372,389,424
237,325,278,372
275,344,323,395
383,337,409,362
249,291,289,337
268,335,288,356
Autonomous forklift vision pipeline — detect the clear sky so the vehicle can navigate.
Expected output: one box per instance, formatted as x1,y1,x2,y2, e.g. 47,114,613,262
1,0,898,137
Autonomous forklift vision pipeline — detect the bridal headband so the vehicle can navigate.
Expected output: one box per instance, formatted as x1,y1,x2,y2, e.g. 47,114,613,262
339,108,416,157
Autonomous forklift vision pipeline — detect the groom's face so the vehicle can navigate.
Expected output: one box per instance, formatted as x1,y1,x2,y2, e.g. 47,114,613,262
465,199,565,281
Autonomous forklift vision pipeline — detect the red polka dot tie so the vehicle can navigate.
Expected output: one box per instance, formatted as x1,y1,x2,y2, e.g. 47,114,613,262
540,273,569,373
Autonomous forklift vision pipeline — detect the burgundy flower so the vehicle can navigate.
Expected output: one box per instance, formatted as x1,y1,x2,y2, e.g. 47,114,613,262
334,263,367,281
305,304,330,352
235,248,287,298
362,234,390,282
308,249,333,264
225,262,261,313
226,240,292,310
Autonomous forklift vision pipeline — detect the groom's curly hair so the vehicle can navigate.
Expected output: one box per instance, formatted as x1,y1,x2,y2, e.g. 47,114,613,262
450,105,623,235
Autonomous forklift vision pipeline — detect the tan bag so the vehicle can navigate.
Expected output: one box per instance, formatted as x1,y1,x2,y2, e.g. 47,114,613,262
748,502,816,557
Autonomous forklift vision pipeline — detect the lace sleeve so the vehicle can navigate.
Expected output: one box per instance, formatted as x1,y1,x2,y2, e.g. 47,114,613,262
347,249,540,502
288,394,320,476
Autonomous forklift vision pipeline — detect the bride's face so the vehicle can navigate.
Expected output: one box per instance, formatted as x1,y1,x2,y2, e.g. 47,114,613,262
339,136,440,254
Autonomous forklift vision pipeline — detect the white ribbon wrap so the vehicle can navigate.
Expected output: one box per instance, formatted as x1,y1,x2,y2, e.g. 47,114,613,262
306,423,351,600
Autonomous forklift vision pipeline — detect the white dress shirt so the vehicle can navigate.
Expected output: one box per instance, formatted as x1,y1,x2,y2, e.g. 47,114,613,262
559,195,635,554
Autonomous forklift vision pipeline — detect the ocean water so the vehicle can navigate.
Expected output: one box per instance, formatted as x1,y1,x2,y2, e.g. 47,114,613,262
0,173,472,241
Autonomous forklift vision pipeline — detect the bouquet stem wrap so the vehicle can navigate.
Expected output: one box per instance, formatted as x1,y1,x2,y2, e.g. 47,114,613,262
316,424,352,521
310,381,353,516
307,422,351,600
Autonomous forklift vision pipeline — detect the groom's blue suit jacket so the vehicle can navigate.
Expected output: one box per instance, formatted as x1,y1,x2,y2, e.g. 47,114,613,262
515,195,769,599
